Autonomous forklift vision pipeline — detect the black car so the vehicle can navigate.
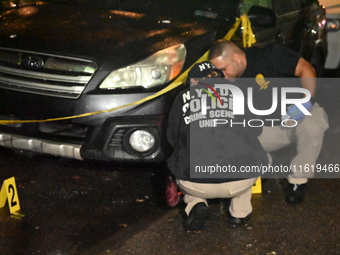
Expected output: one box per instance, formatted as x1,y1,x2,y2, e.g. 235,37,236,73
0,0,327,163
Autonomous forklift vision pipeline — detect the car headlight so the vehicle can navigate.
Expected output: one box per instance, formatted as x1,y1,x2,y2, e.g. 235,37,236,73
99,44,186,89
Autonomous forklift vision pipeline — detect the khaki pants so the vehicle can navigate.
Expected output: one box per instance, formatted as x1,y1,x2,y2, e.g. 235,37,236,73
177,178,257,218
258,103,329,184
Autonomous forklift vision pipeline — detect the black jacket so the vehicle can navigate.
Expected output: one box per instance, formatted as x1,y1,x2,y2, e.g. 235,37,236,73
167,81,268,183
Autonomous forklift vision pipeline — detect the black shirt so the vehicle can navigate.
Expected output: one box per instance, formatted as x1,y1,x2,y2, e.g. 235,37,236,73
242,42,300,78
239,43,302,121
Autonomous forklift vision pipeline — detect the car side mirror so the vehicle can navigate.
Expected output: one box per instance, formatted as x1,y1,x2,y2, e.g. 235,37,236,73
248,6,276,28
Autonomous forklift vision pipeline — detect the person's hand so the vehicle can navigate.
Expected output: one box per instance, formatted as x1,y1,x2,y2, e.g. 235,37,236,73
282,101,313,122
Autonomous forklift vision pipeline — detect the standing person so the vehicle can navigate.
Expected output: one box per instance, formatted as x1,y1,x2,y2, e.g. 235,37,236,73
166,61,268,231
209,40,329,204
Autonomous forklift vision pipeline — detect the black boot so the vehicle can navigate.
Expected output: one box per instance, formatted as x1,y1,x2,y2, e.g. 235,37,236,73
183,202,210,231
228,213,251,226
285,183,306,204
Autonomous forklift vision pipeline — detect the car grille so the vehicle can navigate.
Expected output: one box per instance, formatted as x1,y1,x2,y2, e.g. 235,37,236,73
0,48,97,99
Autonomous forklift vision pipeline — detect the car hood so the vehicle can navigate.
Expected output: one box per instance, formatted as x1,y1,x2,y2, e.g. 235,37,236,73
0,3,218,68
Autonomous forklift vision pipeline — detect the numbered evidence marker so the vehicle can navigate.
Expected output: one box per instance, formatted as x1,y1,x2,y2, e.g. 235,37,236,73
0,177,21,215
252,177,262,194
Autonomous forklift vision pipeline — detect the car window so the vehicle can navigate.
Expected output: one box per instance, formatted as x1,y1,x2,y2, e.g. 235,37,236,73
273,0,302,15
301,0,318,6
240,0,273,14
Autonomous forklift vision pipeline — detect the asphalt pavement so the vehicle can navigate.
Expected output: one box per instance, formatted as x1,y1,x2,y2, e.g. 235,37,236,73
87,180,340,255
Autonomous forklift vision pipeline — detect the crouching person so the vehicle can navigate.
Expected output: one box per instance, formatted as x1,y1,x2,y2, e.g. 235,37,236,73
166,61,268,231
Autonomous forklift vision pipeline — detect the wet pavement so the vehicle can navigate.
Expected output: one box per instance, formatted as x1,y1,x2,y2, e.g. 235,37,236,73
103,178,340,255
0,150,170,254
0,75,340,255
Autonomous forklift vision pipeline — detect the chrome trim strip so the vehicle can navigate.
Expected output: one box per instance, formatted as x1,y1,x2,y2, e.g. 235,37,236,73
0,133,83,160
0,47,97,63
0,66,92,83
0,76,84,94
0,85,81,99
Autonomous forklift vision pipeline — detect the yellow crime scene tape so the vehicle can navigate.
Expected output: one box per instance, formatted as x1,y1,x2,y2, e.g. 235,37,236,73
0,14,255,125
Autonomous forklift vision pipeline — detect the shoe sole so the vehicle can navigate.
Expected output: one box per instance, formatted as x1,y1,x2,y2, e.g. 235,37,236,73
228,214,251,226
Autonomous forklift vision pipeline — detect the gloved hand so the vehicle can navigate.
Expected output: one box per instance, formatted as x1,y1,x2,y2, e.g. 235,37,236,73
282,101,313,122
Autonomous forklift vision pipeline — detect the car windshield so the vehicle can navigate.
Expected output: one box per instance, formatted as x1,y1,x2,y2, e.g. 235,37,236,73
1,0,240,19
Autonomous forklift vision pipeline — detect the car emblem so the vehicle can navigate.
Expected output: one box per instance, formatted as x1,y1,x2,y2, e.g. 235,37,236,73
21,55,44,69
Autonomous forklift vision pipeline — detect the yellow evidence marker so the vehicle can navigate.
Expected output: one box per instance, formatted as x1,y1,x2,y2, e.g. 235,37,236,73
0,177,22,215
252,177,262,194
